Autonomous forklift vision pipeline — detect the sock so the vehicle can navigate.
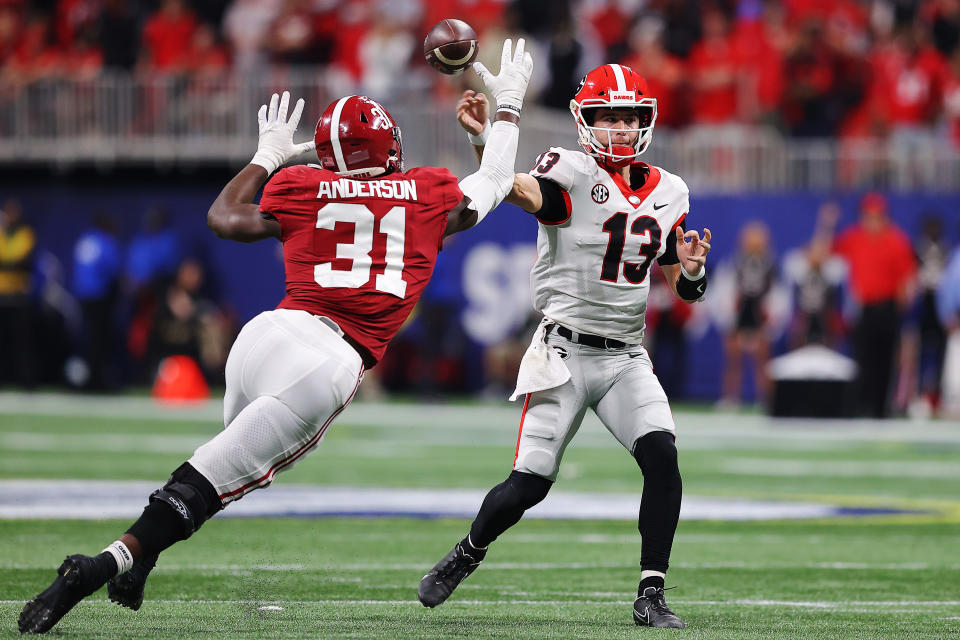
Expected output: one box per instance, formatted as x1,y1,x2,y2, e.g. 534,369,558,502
639,571,665,593
89,552,122,583
461,535,487,560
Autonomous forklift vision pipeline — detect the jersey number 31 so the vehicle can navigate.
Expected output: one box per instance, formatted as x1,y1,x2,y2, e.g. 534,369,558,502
314,203,408,298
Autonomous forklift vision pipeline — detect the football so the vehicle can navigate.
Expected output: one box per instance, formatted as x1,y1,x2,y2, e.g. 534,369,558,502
423,19,479,76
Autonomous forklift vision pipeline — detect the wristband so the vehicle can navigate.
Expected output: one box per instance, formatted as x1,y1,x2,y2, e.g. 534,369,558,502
250,151,280,175
467,120,491,146
676,266,707,301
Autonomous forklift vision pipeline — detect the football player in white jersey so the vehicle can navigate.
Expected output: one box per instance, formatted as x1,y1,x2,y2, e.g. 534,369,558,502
418,64,711,629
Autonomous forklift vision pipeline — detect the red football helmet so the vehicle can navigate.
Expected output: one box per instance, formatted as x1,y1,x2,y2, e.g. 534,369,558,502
315,95,403,178
569,64,657,168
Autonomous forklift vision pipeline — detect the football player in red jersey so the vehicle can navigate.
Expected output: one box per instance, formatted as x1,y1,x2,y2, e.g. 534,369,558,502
18,39,533,635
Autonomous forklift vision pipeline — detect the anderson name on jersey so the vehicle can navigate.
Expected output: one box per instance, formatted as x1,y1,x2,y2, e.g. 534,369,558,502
259,164,463,365
528,146,689,343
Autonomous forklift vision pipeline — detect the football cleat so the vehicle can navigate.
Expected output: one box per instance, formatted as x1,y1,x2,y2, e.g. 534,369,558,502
107,553,157,611
18,554,109,634
633,585,686,628
418,541,485,607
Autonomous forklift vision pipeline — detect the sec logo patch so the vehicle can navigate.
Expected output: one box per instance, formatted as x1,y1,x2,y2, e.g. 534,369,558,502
591,184,609,204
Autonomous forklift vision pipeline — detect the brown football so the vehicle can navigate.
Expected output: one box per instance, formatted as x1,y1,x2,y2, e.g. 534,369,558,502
424,19,478,76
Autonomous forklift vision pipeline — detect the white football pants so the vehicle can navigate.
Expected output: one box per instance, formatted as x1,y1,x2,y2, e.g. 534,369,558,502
189,309,364,505
513,325,676,481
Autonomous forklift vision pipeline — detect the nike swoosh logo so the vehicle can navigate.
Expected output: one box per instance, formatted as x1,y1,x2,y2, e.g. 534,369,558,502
628,353,644,358
636,607,649,623
653,203,668,210
696,282,705,294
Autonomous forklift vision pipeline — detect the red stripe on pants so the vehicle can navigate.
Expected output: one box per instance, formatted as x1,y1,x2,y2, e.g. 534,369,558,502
219,367,364,503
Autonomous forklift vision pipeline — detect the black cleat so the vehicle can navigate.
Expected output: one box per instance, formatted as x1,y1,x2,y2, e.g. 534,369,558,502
418,541,485,607
107,554,157,611
18,555,109,634
633,586,686,628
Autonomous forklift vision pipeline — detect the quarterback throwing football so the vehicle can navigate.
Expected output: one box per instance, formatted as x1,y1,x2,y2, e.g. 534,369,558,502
18,39,533,635
419,64,712,629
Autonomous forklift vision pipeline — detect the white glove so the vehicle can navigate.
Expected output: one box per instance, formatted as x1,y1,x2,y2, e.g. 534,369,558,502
250,91,315,174
473,38,534,117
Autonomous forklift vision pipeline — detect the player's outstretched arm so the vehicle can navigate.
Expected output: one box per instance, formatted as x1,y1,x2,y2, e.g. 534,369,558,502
208,91,314,242
207,165,278,242
457,89,543,214
447,38,534,235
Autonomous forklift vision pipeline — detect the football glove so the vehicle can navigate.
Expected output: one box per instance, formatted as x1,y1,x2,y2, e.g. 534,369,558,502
250,91,315,174
473,38,534,116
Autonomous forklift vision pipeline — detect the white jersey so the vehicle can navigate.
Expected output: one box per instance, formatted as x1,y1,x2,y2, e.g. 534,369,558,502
528,147,689,343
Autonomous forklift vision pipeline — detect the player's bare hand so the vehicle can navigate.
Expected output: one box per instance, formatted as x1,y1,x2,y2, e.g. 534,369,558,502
250,91,315,175
457,90,490,136
676,226,711,273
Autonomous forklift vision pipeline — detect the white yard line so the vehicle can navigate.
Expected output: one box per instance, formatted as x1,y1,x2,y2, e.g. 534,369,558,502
0,479,909,521
3,392,960,445
0,598,957,609
3,561,958,571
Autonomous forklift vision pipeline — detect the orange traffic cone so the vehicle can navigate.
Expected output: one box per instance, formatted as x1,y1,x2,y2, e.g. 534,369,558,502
152,355,210,404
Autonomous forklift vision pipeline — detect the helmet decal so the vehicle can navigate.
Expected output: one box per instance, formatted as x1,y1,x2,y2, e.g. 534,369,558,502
328,95,352,173
315,96,403,178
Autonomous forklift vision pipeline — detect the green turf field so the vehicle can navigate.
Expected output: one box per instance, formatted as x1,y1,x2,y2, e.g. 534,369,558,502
1,392,959,638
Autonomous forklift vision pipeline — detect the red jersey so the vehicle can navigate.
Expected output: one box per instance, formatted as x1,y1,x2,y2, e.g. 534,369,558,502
833,225,916,305
259,164,464,364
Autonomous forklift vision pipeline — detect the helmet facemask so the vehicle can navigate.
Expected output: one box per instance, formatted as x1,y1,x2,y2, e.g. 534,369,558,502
570,98,657,168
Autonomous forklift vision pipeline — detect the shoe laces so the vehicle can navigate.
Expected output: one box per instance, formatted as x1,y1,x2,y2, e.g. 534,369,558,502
642,586,676,614
437,545,480,581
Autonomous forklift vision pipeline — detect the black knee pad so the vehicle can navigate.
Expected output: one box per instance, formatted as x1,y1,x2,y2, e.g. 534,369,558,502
504,470,553,509
149,463,222,538
632,431,680,482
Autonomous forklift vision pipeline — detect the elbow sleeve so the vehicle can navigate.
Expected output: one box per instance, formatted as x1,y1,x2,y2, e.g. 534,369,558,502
458,120,519,223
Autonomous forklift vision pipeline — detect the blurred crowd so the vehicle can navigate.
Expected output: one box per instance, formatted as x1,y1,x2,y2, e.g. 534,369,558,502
709,194,960,419
2,194,960,418
0,200,235,392
3,0,960,143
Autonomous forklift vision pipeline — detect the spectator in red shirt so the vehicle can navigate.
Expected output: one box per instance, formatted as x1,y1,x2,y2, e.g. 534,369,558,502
141,0,198,72
184,23,229,76
0,5,22,62
622,16,687,128
730,1,787,125
831,193,917,417
870,26,946,128
3,13,62,84
687,8,740,124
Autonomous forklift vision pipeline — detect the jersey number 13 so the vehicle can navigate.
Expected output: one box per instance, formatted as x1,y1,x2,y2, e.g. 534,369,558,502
601,213,662,284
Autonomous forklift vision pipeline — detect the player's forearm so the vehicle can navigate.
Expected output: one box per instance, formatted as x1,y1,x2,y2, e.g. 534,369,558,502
458,119,520,222
208,165,278,242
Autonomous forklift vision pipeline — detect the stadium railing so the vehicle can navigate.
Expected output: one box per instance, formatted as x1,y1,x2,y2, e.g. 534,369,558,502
2,71,959,192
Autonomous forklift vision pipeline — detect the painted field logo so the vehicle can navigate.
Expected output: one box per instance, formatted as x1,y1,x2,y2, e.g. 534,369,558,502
591,184,609,204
